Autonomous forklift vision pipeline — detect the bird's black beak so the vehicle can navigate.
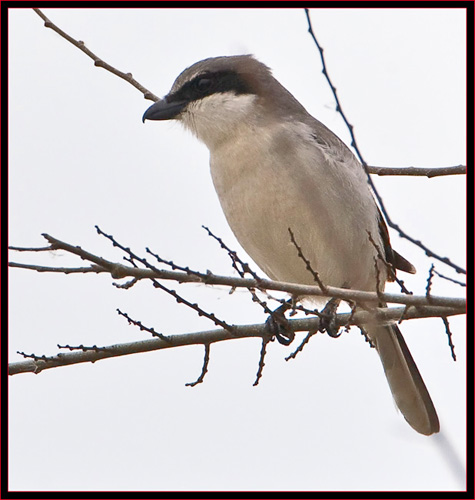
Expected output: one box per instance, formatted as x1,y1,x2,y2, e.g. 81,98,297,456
142,99,188,123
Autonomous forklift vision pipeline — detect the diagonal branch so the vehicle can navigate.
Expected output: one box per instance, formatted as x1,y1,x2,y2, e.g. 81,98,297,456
32,8,159,102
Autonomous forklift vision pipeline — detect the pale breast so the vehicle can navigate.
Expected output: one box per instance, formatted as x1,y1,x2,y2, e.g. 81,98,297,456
209,121,387,294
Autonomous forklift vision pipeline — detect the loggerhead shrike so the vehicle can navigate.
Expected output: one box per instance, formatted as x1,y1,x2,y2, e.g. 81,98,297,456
142,55,439,435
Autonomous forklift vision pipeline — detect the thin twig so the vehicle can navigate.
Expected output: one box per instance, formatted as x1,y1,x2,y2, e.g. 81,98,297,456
146,248,205,280
426,264,436,299
153,279,236,333
442,317,457,362
117,309,170,341
202,225,264,282
285,329,320,361
433,269,466,288
32,8,159,102
253,338,271,386
17,351,56,363
367,230,412,296
203,225,275,316
57,344,108,352
186,344,211,387
288,228,327,293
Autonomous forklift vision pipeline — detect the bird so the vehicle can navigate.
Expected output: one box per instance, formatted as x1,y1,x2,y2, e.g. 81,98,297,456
142,54,439,435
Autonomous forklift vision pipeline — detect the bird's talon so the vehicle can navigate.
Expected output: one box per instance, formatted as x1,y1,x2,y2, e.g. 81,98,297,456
265,306,295,345
319,298,342,338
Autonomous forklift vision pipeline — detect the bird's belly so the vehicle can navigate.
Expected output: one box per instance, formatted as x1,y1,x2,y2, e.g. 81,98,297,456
209,155,381,294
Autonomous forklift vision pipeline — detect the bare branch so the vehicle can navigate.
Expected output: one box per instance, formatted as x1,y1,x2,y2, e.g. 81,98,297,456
367,165,466,177
202,225,273,317
32,8,159,102
304,9,465,276
56,344,108,353
442,317,457,362
305,9,366,165
9,304,463,376
9,233,466,310
367,230,412,295
16,351,56,363
253,338,271,386
285,329,319,361
426,264,436,298
433,269,466,288
117,309,170,342
152,278,236,333
288,228,327,293
146,247,205,280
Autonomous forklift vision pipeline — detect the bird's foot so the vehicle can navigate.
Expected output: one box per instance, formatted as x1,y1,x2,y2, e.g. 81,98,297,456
265,303,295,345
319,297,341,338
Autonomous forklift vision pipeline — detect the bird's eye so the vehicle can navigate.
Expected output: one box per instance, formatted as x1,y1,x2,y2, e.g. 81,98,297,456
195,77,213,93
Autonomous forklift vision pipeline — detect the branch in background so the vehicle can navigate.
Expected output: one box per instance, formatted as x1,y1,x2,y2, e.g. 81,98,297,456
304,9,465,276
9,304,462,376
8,233,466,309
33,8,159,102
367,165,466,177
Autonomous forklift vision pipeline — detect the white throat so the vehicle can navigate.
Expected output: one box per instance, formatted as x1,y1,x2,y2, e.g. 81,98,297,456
179,92,257,149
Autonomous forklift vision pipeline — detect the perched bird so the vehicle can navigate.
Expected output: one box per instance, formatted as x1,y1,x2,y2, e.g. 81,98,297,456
142,55,439,435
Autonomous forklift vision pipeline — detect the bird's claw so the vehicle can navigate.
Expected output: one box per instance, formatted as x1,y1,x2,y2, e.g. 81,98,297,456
265,306,295,345
319,297,342,338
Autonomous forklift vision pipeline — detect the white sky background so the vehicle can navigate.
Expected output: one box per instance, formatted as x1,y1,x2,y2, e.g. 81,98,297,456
8,7,466,492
